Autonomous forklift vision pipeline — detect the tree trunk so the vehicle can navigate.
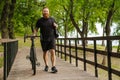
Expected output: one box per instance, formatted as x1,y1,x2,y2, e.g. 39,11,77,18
102,0,115,65
69,0,90,46
77,31,80,44
102,27,105,46
1,0,10,39
0,0,4,29
8,0,16,39
105,0,115,51
83,19,88,46
69,0,82,37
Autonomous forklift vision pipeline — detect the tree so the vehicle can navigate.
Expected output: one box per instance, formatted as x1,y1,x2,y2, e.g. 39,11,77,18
1,0,10,39
0,0,4,31
100,0,119,65
14,0,42,35
8,0,16,39
0,0,16,39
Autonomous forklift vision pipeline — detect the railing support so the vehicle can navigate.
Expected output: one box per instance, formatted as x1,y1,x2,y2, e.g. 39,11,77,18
64,39,67,61
94,40,98,77
69,40,72,64
60,39,62,59
83,40,86,71
3,43,7,80
107,40,112,80
75,39,78,67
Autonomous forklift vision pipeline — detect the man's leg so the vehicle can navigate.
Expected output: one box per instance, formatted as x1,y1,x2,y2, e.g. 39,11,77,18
43,51,49,71
49,49,56,66
50,49,58,73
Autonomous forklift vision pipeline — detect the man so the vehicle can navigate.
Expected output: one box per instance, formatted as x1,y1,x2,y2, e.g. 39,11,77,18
33,7,58,73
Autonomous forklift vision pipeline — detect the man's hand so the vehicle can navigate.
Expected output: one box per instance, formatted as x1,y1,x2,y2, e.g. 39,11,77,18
32,28,38,36
53,22,58,29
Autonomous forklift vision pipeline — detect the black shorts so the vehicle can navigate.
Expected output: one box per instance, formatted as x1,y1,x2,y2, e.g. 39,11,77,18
40,39,56,52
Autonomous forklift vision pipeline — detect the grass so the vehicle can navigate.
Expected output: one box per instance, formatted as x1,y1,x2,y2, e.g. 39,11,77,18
18,37,41,48
0,44,3,68
0,45,3,52
0,57,3,68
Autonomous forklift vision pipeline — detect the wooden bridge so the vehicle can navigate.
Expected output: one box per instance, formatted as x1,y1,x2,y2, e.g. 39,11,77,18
7,47,98,80
1,36,120,80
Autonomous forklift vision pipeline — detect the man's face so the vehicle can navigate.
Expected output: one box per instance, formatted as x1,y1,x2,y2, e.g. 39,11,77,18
42,8,49,18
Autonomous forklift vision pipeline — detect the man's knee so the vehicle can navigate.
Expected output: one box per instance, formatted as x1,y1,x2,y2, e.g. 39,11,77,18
50,49,55,55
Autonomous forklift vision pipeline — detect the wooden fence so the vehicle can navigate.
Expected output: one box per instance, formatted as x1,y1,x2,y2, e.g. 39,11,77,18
1,39,18,80
56,36,120,80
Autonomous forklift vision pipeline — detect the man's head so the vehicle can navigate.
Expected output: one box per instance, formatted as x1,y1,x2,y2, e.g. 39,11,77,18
42,7,50,19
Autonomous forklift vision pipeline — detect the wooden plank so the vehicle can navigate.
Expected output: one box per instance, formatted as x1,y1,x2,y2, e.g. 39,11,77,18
7,48,98,80
0,39,18,43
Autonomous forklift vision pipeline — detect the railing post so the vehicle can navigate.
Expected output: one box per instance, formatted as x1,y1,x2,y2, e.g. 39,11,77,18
94,40,98,77
83,40,86,71
3,43,7,80
107,40,112,80
60,39,63,59
7,43,11,76
64,39,67,61
69,40,72,64
75,39,78,67
57,39,59,57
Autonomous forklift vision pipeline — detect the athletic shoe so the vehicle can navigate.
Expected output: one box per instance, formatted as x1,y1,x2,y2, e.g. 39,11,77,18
44,65,49,72
51,66,58,73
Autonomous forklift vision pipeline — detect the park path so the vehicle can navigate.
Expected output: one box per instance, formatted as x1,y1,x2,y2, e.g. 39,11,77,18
7,47,99,80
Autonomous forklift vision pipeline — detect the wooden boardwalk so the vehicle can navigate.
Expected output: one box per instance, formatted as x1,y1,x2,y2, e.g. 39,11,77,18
7,47,99,80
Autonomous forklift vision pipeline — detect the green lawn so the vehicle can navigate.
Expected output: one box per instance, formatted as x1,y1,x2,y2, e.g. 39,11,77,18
0,44,3,68
0,57,3,68
18,37,41,48
0,45,3,52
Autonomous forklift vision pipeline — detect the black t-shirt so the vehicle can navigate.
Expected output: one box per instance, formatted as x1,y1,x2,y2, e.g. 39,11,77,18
36,17,55,41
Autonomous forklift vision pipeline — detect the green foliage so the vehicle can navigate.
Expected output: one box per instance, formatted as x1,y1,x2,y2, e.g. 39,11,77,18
0,0,4,19
113,22,120,36
1,0,120,37
14,0,42,35
46,0,120,37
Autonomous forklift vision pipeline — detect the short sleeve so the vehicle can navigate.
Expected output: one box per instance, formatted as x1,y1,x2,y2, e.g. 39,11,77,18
51,18,56,23
36,19,40,29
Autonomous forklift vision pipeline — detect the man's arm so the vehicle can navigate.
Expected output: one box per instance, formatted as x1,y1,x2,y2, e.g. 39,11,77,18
33,27,39,36
33,19,40,36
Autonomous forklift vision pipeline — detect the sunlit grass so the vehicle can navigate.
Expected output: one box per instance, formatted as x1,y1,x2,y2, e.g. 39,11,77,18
17,37,41,48
0,57,3,68
0,42,3,69
0,45,3,52
0,45,3,68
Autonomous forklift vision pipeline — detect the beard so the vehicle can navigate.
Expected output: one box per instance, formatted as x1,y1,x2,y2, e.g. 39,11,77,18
43,14,49,19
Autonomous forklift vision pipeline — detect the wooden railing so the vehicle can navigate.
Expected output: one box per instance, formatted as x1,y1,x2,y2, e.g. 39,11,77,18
55,36,120,80
0,39,18,80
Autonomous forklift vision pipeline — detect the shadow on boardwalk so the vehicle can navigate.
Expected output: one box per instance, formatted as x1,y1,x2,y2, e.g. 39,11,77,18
7,47,99,80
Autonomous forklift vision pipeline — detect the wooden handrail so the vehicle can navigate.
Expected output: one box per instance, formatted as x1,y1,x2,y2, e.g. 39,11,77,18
0,39,18,43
